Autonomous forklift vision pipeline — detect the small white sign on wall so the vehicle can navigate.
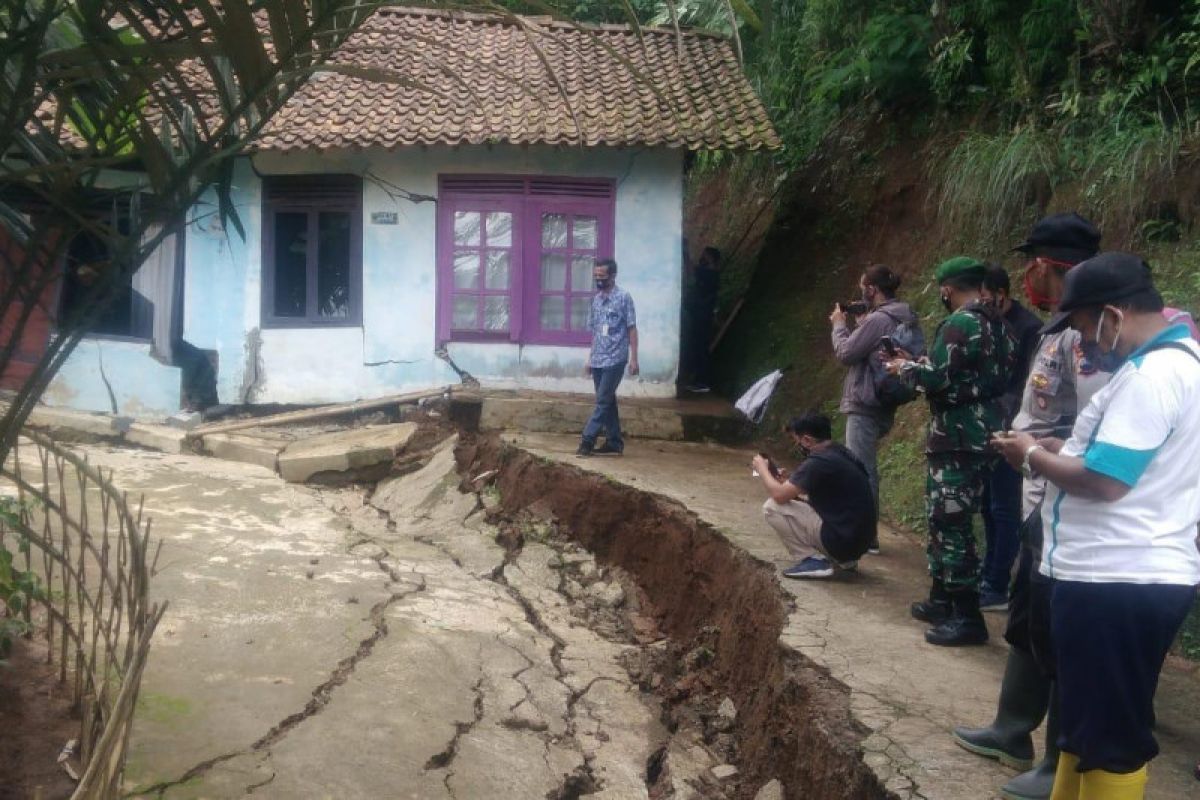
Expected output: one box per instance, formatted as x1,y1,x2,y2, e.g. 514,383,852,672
371,211,399,225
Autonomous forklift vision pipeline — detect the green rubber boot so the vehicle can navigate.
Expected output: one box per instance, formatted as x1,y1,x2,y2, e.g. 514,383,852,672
952,647,1047,770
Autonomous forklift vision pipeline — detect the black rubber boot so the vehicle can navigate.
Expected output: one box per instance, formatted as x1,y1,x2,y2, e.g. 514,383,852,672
911,578,952,624
925,589,989,646
1000,685,1060,800
952,647,1047,770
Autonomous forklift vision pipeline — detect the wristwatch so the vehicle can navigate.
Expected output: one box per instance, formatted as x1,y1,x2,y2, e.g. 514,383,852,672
1022,444,1044,479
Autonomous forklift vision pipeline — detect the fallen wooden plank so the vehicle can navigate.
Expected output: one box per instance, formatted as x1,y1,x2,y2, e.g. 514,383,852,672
186,387,451,439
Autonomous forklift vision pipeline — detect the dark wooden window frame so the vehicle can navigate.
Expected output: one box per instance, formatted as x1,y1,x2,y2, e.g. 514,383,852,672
56,221,153,344
261,174,363,329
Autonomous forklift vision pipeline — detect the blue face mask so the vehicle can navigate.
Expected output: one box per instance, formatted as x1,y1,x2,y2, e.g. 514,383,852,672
1079,308,1124,373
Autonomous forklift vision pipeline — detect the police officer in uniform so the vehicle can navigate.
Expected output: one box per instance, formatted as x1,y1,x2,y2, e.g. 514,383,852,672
951,213,1102,800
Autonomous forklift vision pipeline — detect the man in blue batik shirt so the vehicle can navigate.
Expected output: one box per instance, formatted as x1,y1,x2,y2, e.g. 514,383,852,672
578,258,639,456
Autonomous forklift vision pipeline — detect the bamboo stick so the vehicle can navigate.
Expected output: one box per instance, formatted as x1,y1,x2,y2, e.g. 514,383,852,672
185,386,452,439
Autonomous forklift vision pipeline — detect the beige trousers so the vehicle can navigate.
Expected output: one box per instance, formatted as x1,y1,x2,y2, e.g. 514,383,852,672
762,498,827,562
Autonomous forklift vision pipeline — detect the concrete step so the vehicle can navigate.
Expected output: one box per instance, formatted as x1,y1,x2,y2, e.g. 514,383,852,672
199,432,283,473
277,423,418,483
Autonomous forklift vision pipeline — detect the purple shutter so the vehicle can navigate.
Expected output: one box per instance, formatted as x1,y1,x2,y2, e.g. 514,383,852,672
437,175,615,347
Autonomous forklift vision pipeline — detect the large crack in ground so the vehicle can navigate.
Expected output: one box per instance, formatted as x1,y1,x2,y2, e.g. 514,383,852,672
126,427,897,799
128,499,428,799
356,448,654,799
458,433,899,800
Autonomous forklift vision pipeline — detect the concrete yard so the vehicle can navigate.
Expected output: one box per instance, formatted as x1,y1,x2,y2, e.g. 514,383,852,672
45,429,1200,799
98,440,665,799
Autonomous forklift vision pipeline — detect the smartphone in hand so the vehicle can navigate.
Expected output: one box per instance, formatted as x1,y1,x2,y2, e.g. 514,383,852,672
759,452,783,479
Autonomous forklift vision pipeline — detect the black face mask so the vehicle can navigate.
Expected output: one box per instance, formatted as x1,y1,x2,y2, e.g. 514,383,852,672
1079,308,1125,373
595,278,611,290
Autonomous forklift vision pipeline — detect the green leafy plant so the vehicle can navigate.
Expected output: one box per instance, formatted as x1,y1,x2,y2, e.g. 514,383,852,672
0,498,42,661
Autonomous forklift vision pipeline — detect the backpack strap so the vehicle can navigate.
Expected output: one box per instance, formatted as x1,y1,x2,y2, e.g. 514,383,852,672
876,307,903,326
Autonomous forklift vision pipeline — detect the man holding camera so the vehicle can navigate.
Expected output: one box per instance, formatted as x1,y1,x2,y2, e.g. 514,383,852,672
753,412,876,579
830,264,919,554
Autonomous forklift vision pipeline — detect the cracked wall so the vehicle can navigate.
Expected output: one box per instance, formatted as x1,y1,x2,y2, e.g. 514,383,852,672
177,146,684,408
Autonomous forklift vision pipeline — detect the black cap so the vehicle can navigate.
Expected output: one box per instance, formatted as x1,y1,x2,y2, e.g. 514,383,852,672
1013,212,1101,263
1040,252,1155,334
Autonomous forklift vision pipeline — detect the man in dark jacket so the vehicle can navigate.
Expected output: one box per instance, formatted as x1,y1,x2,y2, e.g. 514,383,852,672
978,264,1044,612
683,246,721,393
830,264,918,554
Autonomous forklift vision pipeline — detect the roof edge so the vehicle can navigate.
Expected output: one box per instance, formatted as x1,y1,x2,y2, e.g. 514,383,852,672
374,5,733,41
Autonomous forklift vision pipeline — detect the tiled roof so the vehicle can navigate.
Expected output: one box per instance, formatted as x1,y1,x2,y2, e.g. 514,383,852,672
255,8,781,152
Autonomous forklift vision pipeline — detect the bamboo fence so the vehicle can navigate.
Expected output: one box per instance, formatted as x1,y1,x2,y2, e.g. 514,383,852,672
0,430,165,799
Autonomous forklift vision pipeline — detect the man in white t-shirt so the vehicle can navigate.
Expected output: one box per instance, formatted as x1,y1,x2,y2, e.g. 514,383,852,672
993,252,1200,800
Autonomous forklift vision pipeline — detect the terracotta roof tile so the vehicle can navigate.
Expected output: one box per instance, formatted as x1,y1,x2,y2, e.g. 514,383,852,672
255,7,781,152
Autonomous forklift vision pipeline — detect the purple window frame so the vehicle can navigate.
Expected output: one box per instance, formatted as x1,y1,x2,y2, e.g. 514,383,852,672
261,175,363,328
436,176,615,347
438,198,522,342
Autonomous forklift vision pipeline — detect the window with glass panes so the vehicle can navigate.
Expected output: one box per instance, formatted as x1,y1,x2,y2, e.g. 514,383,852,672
262,175,362,327
437,176,615,346
533,209,601,339
447,204,518,336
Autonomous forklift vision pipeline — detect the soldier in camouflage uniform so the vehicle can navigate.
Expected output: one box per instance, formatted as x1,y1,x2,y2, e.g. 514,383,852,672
887,256,1014,646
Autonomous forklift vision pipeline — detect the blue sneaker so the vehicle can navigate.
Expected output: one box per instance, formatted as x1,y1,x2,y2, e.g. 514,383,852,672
782,557,834,579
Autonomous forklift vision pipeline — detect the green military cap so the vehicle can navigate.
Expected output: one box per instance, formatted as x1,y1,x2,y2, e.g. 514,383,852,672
934,256,987,284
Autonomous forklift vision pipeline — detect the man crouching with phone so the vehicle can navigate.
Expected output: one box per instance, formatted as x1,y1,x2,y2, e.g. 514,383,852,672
753,412,877,579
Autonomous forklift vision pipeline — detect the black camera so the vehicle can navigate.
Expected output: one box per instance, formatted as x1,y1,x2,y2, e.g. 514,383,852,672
841,301,869,315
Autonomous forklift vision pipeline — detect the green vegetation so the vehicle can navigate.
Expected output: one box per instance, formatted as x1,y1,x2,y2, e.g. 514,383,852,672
683,0,1200,658
0,498,41,661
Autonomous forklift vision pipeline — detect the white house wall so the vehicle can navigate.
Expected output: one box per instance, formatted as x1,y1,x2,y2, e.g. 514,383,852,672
44,339,182,418
182,145,684,406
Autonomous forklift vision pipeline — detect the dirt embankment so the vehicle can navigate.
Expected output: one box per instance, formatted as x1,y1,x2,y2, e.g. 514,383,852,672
458,433,892,800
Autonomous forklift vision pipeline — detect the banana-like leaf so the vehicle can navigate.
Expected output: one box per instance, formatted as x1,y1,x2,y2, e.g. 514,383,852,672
727,0,762,33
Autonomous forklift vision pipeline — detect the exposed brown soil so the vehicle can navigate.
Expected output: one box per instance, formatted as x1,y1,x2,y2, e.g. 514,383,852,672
457,433,892,800
0,635,80,800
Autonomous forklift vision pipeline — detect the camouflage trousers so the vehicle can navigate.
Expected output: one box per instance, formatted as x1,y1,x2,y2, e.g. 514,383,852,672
925,453,994,591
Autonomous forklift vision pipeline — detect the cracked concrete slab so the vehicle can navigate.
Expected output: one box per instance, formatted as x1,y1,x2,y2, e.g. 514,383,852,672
277,422,417,483
61,437,665,799
510,432,1200,800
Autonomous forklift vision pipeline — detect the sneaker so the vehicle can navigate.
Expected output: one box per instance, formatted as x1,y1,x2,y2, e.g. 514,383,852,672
686,384,712,394
575,442,594,457
838,560,859,572
593,442,624,456
782,556,834,579
979,589,1009,612
866,539,881,555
